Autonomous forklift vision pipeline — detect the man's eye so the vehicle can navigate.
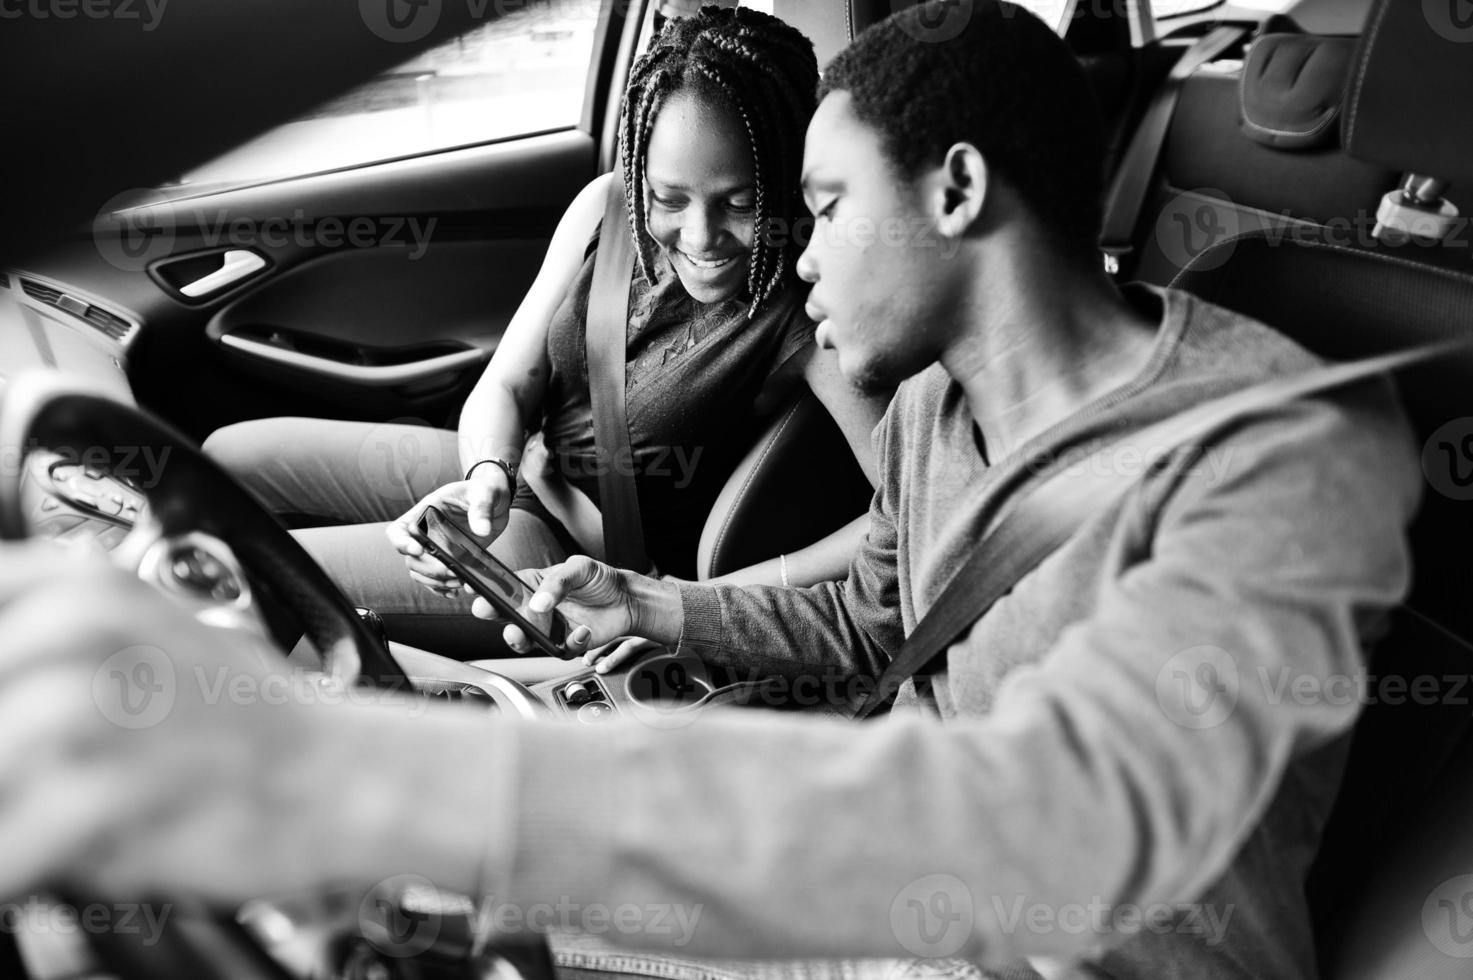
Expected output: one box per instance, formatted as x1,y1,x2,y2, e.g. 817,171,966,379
727,199,756,214
816,200,837,221
651,194,681,210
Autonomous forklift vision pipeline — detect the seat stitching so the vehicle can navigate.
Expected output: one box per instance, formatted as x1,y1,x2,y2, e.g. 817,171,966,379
1343,0,1392,150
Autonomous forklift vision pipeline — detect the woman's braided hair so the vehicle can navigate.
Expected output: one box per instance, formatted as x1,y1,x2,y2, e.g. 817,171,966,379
619,6,817,315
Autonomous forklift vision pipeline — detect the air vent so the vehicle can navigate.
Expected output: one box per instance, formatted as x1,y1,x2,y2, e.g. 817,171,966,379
21,279,61,305
83,306,132,341
19,277,136,343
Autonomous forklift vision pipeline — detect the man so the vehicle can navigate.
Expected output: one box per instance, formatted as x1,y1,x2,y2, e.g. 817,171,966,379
0,3,1419,978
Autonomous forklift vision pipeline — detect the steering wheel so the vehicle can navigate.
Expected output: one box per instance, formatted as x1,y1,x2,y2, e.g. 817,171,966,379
0,373,425,980
0,372,407,688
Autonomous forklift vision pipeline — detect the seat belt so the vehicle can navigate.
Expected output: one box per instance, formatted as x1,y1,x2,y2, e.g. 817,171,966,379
1099,24,1252,278
586,175,651,572
850,341,1453,720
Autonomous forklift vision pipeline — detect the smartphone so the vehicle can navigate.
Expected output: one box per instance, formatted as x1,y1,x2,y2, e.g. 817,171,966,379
409,505,571,658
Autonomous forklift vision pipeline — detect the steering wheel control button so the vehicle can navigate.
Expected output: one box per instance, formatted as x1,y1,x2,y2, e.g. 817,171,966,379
577,701,614,723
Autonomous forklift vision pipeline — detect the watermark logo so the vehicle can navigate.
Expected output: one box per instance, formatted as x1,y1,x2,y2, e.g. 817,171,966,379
359,875,447,957
361,0,441,42
891,874,974,958
1154,190,1240,273
895,0,974,43
1423,875,1473,957
356,419,446,507
93,189,176,274
1424,0,1473,43
623,650,714,730
1155,645,1240,730
93,645,176,730
1422,418,1473,501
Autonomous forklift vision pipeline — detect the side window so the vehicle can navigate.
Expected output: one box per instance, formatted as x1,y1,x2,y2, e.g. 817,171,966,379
175,0,602,191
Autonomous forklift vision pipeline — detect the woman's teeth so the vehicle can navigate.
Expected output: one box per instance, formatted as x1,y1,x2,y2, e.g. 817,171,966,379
683,253,735,270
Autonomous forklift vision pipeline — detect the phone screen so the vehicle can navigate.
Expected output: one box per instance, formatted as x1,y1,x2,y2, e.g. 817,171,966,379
412,506,570,658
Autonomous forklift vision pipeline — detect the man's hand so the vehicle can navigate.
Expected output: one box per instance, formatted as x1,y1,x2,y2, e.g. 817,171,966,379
0,542,493,904
384,472,513,597
474,556,683,657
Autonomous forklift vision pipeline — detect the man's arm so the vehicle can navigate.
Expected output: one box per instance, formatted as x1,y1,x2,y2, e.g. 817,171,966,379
477,385,1422,962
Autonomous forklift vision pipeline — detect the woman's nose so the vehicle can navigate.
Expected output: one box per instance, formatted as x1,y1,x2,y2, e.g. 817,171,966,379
680,206,725,253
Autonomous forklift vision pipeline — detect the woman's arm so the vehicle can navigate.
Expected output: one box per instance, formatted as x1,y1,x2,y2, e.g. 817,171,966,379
385,173,614,581
712,343,891,588
457,171,615,478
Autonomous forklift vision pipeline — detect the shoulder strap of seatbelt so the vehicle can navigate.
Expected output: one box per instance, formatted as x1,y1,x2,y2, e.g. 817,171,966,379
586,175,651,572
1099,24,1252,277
850,341,1453,720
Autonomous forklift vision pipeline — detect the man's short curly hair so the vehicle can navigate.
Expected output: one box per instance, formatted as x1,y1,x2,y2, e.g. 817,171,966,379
819,0,1106,263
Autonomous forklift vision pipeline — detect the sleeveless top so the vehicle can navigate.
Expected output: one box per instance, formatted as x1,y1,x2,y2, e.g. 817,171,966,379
510,241,817,577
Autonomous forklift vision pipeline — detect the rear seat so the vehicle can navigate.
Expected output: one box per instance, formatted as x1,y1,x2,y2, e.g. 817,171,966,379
1112,21,1400,285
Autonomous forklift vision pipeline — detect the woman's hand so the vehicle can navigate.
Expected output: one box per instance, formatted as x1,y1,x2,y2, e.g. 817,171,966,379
583,637,665,674
384,469,513,597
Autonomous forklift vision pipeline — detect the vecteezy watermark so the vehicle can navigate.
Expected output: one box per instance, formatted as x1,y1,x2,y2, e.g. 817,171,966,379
357,875,705,957
1,441,174,489
1021,442,1238,490
0,897,174,946
356,419,449,508
1422,418,1473,501
1424,0,1473,43
893,0,975,43
93,191,438,273
765,214,964,262
0,0,167,31
990,895,1235,948
92,651,430,731
1154,645,1241,731
1424,875,1473,958
1153,189,1241,273
93,645,179,730
891,874,975,958
359,0,609,43
1155,643,1473,730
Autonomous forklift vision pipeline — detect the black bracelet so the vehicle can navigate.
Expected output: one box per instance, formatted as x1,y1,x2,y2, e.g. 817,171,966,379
464,457,516,488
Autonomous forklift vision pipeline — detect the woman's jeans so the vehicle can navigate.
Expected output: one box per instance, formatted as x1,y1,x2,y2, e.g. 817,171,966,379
204,417,571,659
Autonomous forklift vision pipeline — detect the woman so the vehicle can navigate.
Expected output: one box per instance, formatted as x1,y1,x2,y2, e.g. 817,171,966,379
205,8,887,662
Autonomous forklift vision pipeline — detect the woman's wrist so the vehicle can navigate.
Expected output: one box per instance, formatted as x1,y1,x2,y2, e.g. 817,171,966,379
464,457,517,488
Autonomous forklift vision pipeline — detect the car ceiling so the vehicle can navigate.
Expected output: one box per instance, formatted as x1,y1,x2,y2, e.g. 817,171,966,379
0,0,529,266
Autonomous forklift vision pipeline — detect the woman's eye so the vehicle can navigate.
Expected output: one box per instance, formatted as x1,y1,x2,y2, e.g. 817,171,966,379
816,200,837,221
727,199,756,214
651,194,681,210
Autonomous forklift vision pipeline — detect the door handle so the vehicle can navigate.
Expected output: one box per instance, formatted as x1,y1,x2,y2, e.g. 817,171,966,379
219,333,487,386
180,250,268,298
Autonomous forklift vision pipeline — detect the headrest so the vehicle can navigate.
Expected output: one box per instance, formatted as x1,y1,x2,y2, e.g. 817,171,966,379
1342,0,1473,187
773,0,920,70
1239,33,1356,150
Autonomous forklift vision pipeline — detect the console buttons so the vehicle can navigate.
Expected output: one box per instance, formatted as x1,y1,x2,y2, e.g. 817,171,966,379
577,702,613,723
563,680,595,706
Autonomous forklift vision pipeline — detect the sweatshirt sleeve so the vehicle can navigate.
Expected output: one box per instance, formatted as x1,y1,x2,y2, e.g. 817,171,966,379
475,382,1420,966
670,392,908,687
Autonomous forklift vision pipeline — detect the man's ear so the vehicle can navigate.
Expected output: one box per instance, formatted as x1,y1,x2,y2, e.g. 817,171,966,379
927,143,988,238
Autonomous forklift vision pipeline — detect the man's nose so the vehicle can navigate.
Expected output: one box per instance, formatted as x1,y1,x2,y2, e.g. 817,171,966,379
795,238,818,283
